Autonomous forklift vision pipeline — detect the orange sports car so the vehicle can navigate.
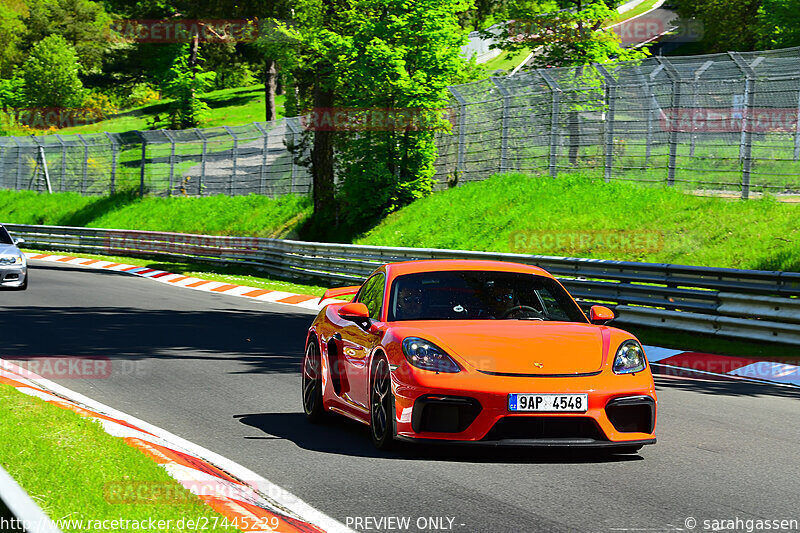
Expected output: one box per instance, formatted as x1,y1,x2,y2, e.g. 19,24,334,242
302,260,656,452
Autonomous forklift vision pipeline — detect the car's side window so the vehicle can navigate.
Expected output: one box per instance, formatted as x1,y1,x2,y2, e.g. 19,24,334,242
357,273,386,320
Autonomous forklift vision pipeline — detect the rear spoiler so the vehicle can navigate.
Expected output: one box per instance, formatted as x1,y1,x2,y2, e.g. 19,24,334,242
319,285,361,303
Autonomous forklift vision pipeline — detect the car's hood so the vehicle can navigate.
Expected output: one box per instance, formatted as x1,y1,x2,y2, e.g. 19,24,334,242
0,244,20,255
394,320,608,375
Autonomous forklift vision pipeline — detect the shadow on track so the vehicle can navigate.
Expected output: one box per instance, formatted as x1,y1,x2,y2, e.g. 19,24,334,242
0,303,312,374
234,412,642,464
655,375,800,400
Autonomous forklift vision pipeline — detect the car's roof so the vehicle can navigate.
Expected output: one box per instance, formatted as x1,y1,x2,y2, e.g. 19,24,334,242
383,259,553,279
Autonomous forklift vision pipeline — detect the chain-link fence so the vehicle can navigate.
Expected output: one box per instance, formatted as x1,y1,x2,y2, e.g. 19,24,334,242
437,46,800,198
0,118,311,197
3,46,800,199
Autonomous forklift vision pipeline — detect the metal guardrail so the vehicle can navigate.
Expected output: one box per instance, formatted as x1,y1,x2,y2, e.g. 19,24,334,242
0,464,63,533
7,223,800,345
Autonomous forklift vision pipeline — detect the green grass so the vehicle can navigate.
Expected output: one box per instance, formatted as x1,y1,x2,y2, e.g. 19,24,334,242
24,248,330,296
605,0,661,27
0,384,232,532
0,189,311,238
357,172,800,272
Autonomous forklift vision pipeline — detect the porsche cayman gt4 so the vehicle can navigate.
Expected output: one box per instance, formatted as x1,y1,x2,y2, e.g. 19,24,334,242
302,260,656,451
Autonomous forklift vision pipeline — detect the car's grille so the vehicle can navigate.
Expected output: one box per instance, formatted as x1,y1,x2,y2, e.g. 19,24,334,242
412,395,482,433
482,416,606,441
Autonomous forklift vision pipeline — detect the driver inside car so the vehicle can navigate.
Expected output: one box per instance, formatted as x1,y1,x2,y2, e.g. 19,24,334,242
395,286,425,320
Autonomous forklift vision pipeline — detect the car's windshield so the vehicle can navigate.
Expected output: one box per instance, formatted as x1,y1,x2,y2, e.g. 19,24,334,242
388,270,587,323
0,226,13,245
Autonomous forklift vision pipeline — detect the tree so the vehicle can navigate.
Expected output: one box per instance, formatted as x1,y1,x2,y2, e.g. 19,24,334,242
672,0,760,52
266,0,472,233
0,0,28,78
23,0,114,74
22,33,85,107
158,40,216,128
488,0,646,68
756,0,800,49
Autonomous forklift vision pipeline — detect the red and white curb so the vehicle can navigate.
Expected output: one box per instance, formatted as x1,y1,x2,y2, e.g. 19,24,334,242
0,359,354,533
644,346,800,387
25,253,344,311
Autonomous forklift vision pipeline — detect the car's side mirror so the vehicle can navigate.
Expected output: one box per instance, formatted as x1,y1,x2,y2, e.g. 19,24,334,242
338,302,370,321
589,305,614,325
13,238,25,245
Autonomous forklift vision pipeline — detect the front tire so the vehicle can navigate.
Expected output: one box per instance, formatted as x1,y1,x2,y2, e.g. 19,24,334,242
302,340,325,422
370,356,395,450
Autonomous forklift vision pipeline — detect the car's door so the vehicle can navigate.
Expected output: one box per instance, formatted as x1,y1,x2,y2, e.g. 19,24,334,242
339,272,386,409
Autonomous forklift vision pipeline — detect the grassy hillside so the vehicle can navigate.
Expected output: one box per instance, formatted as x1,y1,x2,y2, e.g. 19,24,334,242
356,173,800,272
0,190,310,237
2,172,798,271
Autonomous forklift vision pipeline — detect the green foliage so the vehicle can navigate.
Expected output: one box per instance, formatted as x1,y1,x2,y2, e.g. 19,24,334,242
0,0,28,78
157,43,216,129
23,0,114,74
22,34,85,107
756,0,800,49
489,0,649,68
672,0,760,52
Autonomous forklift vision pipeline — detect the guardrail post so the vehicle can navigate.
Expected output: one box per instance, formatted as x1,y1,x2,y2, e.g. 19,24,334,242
540,70,561,179
449,86,468,182
657,57,680,187
136,131,146,198
253,122,269,195
163,130,176,197
491,77,511,174
195,128,207,196
596,64,616,183
105,132,118,195
729,52,756,200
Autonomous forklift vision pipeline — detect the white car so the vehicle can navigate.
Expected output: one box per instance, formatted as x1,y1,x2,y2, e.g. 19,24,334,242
0,225,27,290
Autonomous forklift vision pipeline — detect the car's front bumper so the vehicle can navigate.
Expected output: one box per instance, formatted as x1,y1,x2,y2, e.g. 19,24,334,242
0,264,27,288
390,363,657,446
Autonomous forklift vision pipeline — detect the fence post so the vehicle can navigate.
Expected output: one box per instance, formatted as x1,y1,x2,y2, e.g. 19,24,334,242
105,132,118,195
729,52,756,200
540,70,561,178
0,139,5,188
13,137,23,191
136,131,146,197
448,86,468,182
284,118,301,194
55,135,66,192
253,122,269,195
76,134,89,195
162,130,176,197
596,64,616,183
195,128,206,196
795,83,800,162
640,63,664,168
491,77,511,174
32,138,53,193
223,126,238,196
657,57,681,187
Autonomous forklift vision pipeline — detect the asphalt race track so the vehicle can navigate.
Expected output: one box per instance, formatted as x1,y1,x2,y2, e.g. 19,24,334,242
2,261,800,532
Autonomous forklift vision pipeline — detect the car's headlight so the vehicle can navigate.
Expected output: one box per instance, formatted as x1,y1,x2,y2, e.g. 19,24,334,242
613,340,646,374
401,337,460,373
0,255,22,265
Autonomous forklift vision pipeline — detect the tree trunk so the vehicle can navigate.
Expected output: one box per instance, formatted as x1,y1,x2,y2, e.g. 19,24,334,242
264,58,277,121
311,62,335,222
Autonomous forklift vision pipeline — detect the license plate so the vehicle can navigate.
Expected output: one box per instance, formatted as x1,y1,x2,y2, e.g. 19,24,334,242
508,393,588,412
